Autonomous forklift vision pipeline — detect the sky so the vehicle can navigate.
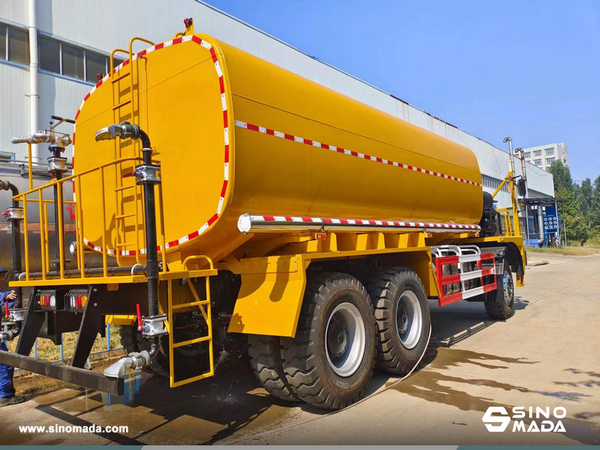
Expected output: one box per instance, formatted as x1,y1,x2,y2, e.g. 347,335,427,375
203,0,599,184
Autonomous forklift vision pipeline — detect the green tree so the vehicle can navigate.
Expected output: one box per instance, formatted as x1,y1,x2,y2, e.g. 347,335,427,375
548,161,589,244
592,175,600,228
579,178,593,226
548,160,573,193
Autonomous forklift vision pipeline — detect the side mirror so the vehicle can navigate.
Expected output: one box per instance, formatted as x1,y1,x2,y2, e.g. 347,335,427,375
95,124,124,141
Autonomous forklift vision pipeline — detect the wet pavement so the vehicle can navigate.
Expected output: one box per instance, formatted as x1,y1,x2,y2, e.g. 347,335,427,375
2,252,600,445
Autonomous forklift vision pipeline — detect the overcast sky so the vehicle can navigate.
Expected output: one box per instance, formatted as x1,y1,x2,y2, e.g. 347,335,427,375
204,0,599,183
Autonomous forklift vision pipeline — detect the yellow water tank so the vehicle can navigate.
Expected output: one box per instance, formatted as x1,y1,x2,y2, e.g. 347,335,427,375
73,33,483,265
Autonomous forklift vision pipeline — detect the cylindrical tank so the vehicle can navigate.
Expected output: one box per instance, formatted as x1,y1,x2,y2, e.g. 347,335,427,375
74,33,482,265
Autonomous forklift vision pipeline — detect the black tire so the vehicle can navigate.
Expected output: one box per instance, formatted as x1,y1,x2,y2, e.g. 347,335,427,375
281,273,376,410
248,335,300,402
120,326,170,377
484,261,515,320
367,267,431,375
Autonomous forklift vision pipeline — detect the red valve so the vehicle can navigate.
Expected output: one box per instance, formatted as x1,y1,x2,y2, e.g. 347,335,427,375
136,303,143,332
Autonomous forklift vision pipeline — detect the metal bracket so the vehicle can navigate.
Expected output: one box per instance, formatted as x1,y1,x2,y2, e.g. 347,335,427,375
47,156,68,173
3,206,23,221
135,164,161,185
142,314,168,337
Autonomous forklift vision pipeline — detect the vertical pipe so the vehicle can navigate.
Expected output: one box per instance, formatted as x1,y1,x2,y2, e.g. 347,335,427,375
27,143,33,190
33,340,38,359
537,206,544,247
106,324,111,351
28,0,39,162
59,337,64,360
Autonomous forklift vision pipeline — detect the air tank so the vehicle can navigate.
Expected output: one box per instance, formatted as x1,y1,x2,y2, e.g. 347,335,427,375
73,33,483,265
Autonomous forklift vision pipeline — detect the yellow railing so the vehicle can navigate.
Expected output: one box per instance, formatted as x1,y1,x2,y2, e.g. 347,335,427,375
13,156,165,282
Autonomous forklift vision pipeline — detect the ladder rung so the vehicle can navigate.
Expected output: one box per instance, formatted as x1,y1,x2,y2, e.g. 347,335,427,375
112,71,131,83
171,300,209,311
173,335,211,348
116,213,135,220
113,99,132,110
116,242,136,247
115,185,137,192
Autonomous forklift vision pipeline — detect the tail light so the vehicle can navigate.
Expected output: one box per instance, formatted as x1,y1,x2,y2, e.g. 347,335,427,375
35,290,59,311
65,289,88,313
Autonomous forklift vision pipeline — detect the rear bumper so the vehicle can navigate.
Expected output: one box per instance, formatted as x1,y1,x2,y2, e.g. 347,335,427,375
0,350,124,395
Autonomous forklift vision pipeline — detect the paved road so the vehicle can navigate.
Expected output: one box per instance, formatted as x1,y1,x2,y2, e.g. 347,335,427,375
3,253,600,445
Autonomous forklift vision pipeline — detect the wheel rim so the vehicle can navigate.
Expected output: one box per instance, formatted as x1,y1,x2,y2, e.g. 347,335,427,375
325,302,366,378
503,270,514,306
396,290,423,350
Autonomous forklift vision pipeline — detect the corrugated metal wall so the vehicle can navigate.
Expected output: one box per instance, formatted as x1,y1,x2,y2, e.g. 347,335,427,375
0,0,554,205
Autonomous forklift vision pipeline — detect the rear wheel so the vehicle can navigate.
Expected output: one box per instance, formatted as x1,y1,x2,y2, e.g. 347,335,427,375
248,335,300,402
367,267,431,374
484,261,515,320
281,273,376,410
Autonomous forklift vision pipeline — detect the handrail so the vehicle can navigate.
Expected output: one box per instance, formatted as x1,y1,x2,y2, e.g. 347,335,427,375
110,48,129,73
14,156,164,282
13,157,143,199
129,37,155,58
183,255,215,271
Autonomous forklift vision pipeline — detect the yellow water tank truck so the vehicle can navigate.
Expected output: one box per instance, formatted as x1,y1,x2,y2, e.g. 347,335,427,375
0,20,525,410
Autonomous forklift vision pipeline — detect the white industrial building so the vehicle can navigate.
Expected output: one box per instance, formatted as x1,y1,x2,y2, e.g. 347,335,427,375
522,142,569,171
0,0,555,240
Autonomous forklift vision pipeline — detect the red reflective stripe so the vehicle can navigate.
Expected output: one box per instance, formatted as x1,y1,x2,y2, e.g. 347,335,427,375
438,292,463,306
207,214,219,226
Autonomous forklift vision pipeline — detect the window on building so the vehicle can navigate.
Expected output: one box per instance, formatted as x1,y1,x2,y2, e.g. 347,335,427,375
524,152,531,158
0,25,6,60
8,26,29,65
546,157,555,164
85,51,107,82
110,56,125,70
533,150,542,157
62,44,84,80
38,36,60,74
545,148,554,156
534,159,542,166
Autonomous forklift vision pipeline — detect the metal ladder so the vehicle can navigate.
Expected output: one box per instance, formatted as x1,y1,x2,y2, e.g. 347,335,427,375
110,40,152,265
166,266,215,387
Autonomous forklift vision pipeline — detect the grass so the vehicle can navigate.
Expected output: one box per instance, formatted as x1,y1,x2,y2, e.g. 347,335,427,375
8,326,126,395
527,246,599,256
7,325,123,362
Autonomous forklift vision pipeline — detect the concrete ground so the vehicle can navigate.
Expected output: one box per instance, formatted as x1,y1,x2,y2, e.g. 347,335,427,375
2,252,599,445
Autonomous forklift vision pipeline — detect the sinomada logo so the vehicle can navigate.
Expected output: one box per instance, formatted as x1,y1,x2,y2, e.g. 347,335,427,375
482,406,567,433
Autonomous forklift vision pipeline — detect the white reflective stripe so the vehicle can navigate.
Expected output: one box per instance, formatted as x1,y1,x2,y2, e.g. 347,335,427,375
459,254,481,263
462,286,485,299
214,61,223,77
201,40,212,49
182,35,193,42
235,120,247,128
461,270,483,282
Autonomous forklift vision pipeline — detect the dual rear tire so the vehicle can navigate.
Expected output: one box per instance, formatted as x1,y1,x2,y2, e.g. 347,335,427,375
248,269,431,410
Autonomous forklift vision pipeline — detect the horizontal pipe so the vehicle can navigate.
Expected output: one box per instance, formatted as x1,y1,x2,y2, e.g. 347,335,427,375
238,213,481,234
21,264,146,279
